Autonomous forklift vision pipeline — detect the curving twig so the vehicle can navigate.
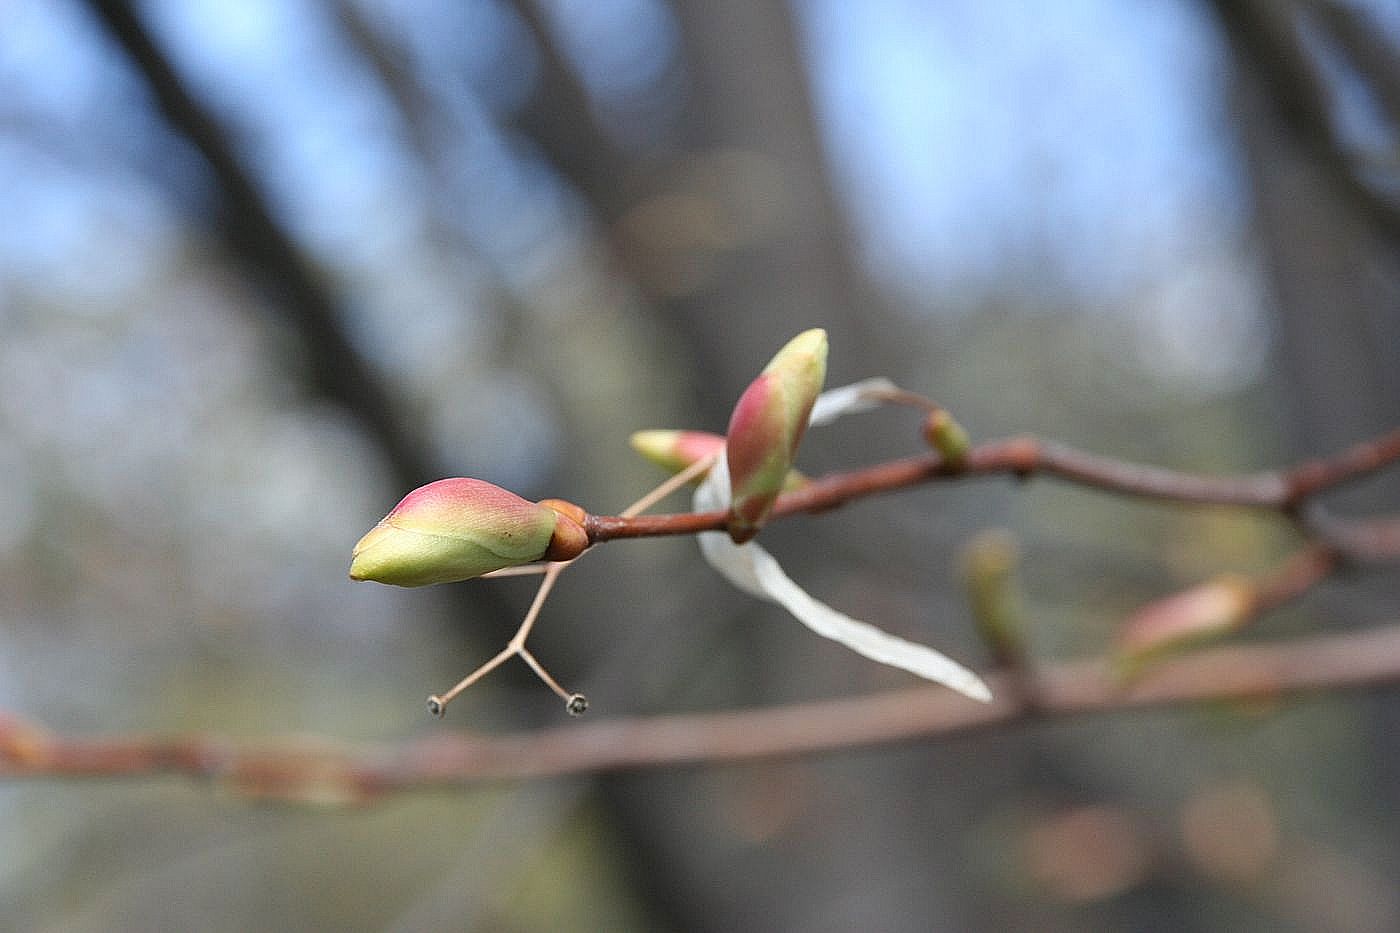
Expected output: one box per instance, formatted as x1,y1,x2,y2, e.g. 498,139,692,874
586,428,1400,550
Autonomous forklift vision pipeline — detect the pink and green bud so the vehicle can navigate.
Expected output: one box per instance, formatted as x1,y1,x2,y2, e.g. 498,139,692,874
1116,575,1258,674
630,428,808,490
350,478,561,587
726,328,828,543
630,429,727,476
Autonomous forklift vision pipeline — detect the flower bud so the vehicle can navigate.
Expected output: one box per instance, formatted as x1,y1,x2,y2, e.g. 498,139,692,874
1116,575,1258,673
923,408,971,466
629,429,727,475
726,328,828,543
630,428,808,490
350,478,559,586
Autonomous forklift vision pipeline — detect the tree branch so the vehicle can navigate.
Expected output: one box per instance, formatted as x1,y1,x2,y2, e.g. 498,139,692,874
85,0,434,488
6,622,1400,801
585,427,1400,547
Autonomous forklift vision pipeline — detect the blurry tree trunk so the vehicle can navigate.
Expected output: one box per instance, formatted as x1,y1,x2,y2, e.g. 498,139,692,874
512,0,878,419
1208,0,1400,462
663,0,877,398
549,2,941,929
1211,0,1400,846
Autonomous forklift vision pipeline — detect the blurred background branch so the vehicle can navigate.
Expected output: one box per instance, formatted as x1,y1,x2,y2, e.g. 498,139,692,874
9,620,1400,799
86,0,434,488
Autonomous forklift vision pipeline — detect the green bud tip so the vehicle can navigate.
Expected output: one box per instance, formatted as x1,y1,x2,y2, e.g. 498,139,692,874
924,409,971,465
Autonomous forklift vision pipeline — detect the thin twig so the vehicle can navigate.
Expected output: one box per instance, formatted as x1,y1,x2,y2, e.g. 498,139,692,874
586,429,1400,547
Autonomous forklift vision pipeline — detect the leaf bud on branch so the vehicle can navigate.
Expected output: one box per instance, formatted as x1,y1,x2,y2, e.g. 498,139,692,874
725,328,828,543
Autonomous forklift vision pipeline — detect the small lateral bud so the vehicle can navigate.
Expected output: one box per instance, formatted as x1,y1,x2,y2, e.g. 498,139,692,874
630,430,727,476
726,329,828,543
350,478,559,586
631,428,807,490
924,409,971,466
1116,575,1259,673
961,529,1024,668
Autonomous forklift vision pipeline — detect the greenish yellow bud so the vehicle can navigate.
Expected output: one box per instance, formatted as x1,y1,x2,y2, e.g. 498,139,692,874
350,478,559,586
923,409,971,465
961,529,1024,668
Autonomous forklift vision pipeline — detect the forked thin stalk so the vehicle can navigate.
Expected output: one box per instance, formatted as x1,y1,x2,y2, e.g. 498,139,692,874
427,457,718,716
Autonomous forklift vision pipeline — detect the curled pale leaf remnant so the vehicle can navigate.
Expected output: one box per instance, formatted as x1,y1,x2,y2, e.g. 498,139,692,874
696,385,993,704
807,377,898,426
726,328,828,543
350,478,560,586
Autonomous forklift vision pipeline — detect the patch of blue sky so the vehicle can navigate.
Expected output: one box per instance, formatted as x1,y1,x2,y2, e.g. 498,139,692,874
795,0,1250,307
536,0,678,102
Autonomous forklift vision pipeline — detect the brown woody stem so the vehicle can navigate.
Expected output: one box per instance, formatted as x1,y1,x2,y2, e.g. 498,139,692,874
7,621,1400,796
586,429,1400,549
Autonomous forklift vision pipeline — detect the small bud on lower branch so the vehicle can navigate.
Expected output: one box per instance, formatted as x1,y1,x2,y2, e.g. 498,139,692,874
961,529,1025,669
1116,575,1259,673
